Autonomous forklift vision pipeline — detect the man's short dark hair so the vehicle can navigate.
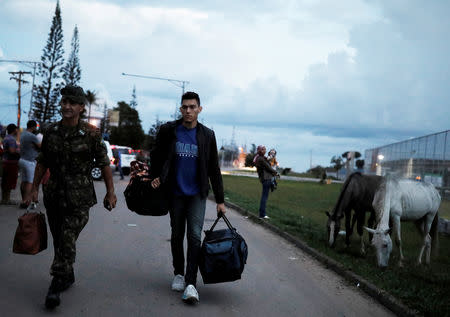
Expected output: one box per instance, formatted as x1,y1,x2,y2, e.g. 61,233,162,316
27,120,37,129
6,123,17,134
181,91,200,106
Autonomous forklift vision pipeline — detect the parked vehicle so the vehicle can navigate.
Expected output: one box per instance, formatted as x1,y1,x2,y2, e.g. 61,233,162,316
111,145,136,176
91,140,115,180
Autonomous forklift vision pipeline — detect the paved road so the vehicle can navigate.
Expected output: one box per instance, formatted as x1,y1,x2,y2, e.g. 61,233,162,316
0,175,393,317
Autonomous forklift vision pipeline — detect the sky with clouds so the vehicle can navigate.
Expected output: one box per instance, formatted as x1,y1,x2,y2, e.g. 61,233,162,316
0,0,448,172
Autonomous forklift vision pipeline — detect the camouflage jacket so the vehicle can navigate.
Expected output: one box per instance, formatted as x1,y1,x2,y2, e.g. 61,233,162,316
36,120,110,209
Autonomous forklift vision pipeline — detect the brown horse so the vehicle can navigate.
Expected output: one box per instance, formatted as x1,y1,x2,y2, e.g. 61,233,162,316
326,172,383,254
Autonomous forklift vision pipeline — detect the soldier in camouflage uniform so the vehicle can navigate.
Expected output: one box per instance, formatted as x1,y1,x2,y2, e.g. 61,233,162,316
30,85,117,309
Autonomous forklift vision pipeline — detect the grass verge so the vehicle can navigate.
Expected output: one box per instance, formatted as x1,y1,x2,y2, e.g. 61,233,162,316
223,175,450,316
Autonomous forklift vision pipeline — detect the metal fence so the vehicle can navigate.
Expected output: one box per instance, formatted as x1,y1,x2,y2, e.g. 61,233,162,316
364,129,450,199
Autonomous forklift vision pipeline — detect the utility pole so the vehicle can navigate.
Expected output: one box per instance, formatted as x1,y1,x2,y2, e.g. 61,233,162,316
0,59,42,119
9,71,31,129
102,103,108,134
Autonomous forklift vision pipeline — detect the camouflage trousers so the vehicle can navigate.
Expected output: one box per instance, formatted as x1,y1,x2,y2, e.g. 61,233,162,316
46,206,90,277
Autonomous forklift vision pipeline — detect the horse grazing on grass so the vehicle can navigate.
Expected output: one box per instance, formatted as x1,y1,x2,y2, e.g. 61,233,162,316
365,177,441,267
326,172,383,254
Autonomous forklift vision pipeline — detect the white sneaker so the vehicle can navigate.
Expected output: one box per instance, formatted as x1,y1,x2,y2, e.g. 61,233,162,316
171,274,185,292
263,215,270,219
182,284,199,303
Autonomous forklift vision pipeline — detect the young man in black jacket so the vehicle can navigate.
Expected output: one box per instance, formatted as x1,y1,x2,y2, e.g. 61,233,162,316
150,91,226,303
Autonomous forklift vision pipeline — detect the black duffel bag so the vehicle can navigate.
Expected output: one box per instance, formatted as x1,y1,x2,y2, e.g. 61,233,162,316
199,213,248,284
124,161,169,216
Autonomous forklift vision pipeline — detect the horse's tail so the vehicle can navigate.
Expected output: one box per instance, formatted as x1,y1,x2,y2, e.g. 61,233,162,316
430,212,439,257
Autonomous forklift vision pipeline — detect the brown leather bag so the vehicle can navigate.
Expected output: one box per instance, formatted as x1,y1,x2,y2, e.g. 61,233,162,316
13,203,48,255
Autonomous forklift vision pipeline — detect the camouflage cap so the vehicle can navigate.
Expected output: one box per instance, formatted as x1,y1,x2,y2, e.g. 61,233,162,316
60,85,87,104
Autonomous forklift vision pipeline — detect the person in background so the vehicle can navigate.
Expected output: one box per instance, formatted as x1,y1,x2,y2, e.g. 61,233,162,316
254,145,279,219
150,91,225,304
267,149,278,169
355,159,365,174
30,85,117,309
1,124,20,205
267,148,278,191
118,150,124,180
18,120,41,208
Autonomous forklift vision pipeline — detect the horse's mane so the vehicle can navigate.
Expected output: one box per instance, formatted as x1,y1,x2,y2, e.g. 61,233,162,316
372,174,399,223
372,179,386,221
331,172,362,220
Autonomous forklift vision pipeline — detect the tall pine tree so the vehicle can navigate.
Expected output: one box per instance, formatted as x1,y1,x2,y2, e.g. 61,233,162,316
32,0,64,124
130,85,137,108
63,25,81,85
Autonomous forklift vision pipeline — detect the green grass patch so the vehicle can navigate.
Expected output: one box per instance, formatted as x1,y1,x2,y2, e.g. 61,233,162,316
285,171,317,178
223,175,450,316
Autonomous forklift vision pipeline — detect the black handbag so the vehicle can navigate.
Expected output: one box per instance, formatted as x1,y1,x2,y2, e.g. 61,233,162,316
124,161,169,216
13,203,48,255
199,213,248,284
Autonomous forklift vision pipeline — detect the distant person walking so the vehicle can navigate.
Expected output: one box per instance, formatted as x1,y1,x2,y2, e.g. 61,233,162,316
1,124,20,205
18,120,41,208
118,151,124,180
150,91,225,304
254,145,279,219
30,85,117,309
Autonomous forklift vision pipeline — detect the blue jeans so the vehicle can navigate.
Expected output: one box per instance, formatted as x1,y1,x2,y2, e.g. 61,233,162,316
170,194,206,287
259,179,272,217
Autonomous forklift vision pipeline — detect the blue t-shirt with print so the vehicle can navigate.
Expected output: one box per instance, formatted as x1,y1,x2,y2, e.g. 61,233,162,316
175,124,199,196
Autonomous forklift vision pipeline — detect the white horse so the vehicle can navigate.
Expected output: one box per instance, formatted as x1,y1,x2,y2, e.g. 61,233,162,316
365,177,440,267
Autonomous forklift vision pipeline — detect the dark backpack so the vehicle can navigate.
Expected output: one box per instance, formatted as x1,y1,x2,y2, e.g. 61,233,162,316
199,214,248,284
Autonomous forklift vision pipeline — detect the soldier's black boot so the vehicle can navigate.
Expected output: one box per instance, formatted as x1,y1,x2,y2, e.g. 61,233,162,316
44,273,74,309
45,279,61,309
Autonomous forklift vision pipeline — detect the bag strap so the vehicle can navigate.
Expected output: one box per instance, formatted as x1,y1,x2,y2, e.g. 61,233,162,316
209,212,234,232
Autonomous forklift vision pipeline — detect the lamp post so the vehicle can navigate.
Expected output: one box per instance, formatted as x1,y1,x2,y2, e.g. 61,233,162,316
122,73,189,96
122,73,189,119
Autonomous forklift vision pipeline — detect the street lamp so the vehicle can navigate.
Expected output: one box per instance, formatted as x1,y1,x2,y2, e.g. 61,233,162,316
122,72,189,119
376,154,384,176
121,73,189,95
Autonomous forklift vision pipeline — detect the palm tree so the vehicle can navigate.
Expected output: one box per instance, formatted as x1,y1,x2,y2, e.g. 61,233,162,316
85,90,97,122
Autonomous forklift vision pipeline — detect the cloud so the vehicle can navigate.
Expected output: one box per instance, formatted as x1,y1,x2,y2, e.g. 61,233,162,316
1,0,448,172
205,0,450,138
